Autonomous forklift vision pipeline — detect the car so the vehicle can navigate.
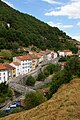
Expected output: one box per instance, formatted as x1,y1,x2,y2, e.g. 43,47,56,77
10,104,17,108
5,107,11,113
13,101,20,107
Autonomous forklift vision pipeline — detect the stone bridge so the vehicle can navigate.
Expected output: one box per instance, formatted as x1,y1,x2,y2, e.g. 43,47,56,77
9,82,35,95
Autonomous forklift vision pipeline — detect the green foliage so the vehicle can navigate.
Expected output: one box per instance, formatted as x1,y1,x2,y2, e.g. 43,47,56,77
38,72,46,81
26,76,36,86
0,82,13,103
49,57,80,98
44,70,50,77
59,56,67,62
10,108,23,114
46,63,60,74
0,59,4,63
0,49,12,60
25,91,46,110
0,1,78,52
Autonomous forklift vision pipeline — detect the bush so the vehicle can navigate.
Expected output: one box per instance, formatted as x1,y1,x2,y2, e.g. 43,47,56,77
44,70,50,77
24,91,46,110
38,72,46,81
26,76,36,86
46,63,60,75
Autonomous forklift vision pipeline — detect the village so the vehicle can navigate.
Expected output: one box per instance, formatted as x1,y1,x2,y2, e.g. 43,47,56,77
0,49,73,84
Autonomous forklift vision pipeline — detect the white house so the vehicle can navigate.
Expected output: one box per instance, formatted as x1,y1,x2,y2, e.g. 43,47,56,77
58,51,65,57
45,50,51,61
58,50,72,57
0,64,8,84
13,56,32,75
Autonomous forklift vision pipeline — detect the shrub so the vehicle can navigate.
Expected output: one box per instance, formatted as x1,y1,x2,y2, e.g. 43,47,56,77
44,70,50,77
24,91,46,110
38,72,46,81
26,76,36,86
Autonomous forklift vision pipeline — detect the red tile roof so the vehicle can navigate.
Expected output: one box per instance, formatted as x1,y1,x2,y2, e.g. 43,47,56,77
13,62,21,66
62,50,72,52
0,64,7,70
4,64,15,70
16,56,32,61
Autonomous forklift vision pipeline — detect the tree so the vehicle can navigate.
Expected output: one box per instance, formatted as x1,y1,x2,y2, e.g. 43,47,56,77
0,49,12,60
44,70,50,77
26,76,36,86
38,72,46,81
24,91,46,110
46,63,60,74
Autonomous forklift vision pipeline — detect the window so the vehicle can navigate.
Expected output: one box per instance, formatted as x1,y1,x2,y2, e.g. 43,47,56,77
4,73,5,75
4,76,5,81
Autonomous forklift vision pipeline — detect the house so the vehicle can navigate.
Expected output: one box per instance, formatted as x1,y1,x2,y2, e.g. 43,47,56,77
0,64,8,83
27,54,39,69
51,51,57,59
58,51,65,57
58,50,72,57
38,53,44,63
10,62,21,77
13,56,32,75
63,50,73,56
4,64,16,79
45,50,52,61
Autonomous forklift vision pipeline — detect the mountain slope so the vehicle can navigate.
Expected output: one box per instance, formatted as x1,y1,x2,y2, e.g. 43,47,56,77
1,78,80,120
0,1,78,52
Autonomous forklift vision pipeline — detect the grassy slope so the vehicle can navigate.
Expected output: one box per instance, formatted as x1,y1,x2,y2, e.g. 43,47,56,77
1,78,80,120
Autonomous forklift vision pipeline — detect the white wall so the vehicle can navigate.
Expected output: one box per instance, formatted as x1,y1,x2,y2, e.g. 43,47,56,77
46,54,51,60
58,51,65,57
10,63,21,77
0,70,8,84
20,60,32,74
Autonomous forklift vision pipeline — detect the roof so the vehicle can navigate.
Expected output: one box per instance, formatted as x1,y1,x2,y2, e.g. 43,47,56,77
0,56,4,59
62,50,72,52
12,62,21,66
4,64,15,70
28,54,41,59
0,64,7,71
16,56,32,61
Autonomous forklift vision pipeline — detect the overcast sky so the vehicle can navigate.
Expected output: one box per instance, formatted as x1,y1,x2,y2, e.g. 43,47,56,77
1,0,80,41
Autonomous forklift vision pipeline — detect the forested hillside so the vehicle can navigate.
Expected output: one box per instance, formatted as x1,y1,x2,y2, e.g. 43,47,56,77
0,1,78,52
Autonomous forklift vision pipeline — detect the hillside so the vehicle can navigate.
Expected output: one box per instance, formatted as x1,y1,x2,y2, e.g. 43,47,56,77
0,1,78,52
1,78,80,120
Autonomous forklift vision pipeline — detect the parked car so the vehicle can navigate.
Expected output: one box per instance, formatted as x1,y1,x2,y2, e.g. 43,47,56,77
5,107,11,113
10,104,17,108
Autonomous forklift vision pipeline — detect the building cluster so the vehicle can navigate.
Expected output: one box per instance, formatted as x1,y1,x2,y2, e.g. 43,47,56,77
0,49,73,84
0,49,57,84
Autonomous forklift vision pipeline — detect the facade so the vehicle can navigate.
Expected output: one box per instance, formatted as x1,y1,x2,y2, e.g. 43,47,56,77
58,50,72,57
51,52,57,59
4,64,16,79
13,56,32,75
28,54,39,69
58,51,65,57
0,64,8,83
63,50,72,56
10,62,21,77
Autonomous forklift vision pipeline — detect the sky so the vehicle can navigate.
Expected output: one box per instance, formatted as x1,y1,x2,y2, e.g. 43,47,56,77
1,0,80,41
